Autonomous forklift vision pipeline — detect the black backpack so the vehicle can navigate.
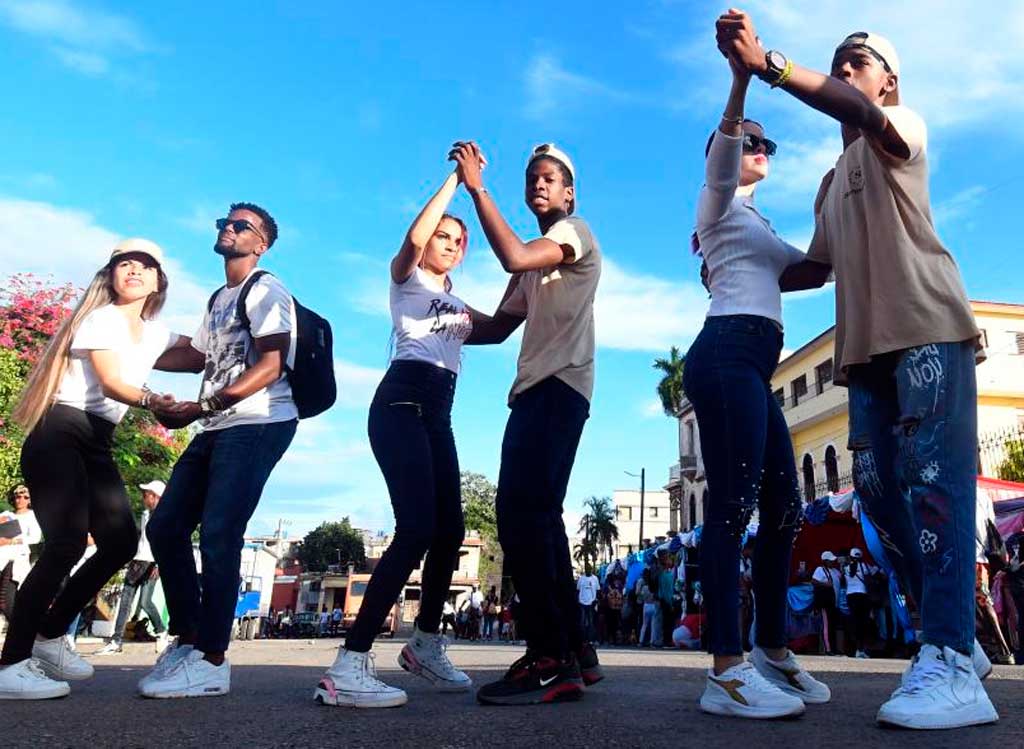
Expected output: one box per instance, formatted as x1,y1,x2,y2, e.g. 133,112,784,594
206,270,336,419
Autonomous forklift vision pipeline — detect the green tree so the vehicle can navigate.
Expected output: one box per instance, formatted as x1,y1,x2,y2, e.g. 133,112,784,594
653,346,686,417
582,495,619,563
297,518,367,573
997,438,1024,483
461,471,502,592
0,274,188,511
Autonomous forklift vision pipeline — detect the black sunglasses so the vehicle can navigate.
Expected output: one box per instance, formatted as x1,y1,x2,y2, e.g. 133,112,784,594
742,133,777,157
216,218,266,242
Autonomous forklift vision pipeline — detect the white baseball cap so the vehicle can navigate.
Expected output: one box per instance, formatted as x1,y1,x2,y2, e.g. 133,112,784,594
850,547,864,559
527,143,576,182
821,551,837,562
110,238,164,268
834,32,900,76
139,480,166,497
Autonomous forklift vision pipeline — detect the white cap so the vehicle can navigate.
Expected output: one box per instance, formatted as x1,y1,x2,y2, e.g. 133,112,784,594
834,32,900,76
850,547,863,559
109,238,164,268
821,551,837,562
527,143,576,182
138,480,166,497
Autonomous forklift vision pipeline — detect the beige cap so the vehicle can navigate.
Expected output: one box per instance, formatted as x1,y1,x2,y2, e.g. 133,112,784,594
834,32,900,76
109,238,164,268
138,480,167,496
527,143,576,182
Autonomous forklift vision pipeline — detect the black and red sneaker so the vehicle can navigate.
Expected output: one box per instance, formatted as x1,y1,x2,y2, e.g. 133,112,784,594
476,651,584,706
576,642,604,686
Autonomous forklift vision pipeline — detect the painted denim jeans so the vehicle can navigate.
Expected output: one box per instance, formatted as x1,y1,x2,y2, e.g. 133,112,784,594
847,341,977,654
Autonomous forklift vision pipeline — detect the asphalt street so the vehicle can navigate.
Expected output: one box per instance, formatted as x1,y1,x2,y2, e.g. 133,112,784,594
3,638,1022,748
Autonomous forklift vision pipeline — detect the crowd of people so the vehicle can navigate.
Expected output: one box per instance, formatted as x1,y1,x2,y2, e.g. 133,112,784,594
0,6,1007,733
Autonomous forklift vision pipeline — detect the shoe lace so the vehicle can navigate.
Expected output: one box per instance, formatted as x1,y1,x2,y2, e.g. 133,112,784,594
505,650,539,679
356,652,389,688
153,638,181,669
25,659,49,680
735,663,776,692
898,649,950,695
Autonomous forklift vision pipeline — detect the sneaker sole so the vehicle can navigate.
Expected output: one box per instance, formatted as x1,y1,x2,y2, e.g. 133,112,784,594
314,682,407,708
141,685,230,699
0,684,71,700
769,679,832,705
877,704,999,730
476,680,584,706
397,649,472,692
700,693,806,719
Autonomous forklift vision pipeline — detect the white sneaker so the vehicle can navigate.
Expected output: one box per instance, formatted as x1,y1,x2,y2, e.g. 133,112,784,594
314,649,407,708
750,647,831,704
32,636,94,681
878,644,998,729
155,632,170,654
398,626,472,692
139,649,229,699
137,639,192,692
855,650,870,659
0,659,71,700
93,640,124,656
699,661,806,719
901,638,993,688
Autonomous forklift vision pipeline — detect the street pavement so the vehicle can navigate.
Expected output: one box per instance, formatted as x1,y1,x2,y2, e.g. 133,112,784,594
3,638,1023,748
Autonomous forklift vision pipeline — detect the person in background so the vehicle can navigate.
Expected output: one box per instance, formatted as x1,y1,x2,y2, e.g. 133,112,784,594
812,552,842,655
0,486,42,626
605,580,624,645
331,605,343,637
441,599,456,637
976,493,1013,664
94,480,168,656
844,548,879,659
577,566,599,643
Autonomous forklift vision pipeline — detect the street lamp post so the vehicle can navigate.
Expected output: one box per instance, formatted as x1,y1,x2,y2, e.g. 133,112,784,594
625,468,646,550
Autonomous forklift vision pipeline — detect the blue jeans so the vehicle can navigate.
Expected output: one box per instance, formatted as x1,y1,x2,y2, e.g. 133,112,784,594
147,420,296,654
847,341,977,654
497,377,589,659
683,315,802,656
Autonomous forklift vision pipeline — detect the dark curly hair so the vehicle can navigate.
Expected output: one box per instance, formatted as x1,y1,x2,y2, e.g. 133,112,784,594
230,202,279,248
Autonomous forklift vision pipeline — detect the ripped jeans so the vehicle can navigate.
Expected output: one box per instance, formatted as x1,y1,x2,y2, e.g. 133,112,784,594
847,341,977,654
684,315,803,656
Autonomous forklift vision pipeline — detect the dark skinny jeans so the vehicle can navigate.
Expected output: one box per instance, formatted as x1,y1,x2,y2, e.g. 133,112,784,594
1,405,137,665
683,315,802,656
345,361,465,653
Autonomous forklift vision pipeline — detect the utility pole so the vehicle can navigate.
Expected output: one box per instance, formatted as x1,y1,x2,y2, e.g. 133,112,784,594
639,468,646,549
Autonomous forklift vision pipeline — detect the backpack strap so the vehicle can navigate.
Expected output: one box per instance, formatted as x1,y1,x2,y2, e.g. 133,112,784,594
235,270,272,335
207,286,225,313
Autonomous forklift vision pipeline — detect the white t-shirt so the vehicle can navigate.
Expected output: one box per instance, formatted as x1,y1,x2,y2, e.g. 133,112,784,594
577,574,599,606
134,510,154,563
844,561,878,596
55,304,178,424
192,270,298,430
812,566,841,598
390,267,472,374
0,510,41,584
470,590,484,610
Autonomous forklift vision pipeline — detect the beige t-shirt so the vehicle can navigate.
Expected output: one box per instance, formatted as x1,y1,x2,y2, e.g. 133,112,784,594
500,216,601,404
806,105,978,384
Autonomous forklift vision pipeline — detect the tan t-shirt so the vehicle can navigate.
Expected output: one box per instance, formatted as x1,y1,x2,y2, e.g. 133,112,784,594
807,105,978,384
500,216,601,404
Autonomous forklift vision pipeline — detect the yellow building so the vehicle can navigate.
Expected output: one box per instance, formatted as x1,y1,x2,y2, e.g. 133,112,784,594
667,300,1024,515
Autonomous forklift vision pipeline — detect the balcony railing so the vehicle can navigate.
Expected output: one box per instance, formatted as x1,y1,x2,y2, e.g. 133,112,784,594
775,379,842,412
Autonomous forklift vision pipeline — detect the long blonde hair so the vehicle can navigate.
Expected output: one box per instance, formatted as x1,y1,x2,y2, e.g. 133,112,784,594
12,262,168,434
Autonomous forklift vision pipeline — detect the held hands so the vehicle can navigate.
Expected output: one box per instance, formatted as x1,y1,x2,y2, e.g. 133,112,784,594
153,400,203,430
715,8,767,78
448,141,486,192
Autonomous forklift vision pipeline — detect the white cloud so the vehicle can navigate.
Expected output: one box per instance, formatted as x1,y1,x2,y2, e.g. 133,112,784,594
333,359,385,409
0,0,153,76
934,185,987,229
757,136,843,210
524,55,639,120
642,398,665,418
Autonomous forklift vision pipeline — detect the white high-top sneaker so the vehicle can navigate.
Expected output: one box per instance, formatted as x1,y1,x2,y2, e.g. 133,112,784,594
139,649,229,699
750,647,831,704
398,626,472,692
315,649,407,708
901,638,992,687
878,644,998,729
137,639,192,692
0,659,71,700
699,661,806,719
32,636,93,681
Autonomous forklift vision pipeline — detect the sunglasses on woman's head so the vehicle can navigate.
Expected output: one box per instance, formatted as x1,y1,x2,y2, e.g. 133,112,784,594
215,218,266,241
742,133,778,157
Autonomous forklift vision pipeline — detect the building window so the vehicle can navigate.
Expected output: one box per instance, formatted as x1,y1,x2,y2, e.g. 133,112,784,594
1017,332,1024,355
773,388,785,409
979,329,988,348
792,375,808,406
815,359,833,395
617,506,632,522
685,421,695,455
825,445,839,493
688,494,697,530
802,454,816,502
649,507,658,519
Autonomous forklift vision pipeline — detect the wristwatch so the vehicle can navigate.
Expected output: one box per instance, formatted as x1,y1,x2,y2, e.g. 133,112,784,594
760,50,788,85
199,395,224,416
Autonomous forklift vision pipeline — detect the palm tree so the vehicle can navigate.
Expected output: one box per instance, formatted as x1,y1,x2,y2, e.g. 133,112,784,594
582,496,619,563
653,346,686,417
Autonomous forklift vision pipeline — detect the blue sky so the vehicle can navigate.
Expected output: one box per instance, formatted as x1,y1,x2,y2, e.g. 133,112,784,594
1,1,1021,538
